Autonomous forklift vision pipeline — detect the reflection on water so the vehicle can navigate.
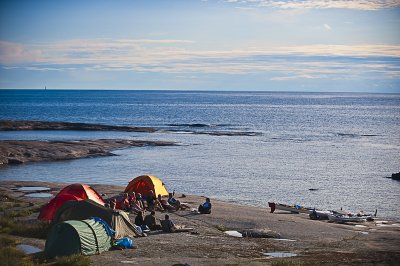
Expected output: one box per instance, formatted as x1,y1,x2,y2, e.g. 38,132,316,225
24,193,53,198
16,244,42,254
17,187,50,192
263,252,297,258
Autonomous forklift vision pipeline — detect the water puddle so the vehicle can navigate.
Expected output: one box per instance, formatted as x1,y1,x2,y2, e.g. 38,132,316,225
17,186,50,192
376,223,400,227
263,252,297,258
376,224,389,227
16,244,42,254
224,231,243,238
24,193,53,198
355,225,366,228
271,238,297,242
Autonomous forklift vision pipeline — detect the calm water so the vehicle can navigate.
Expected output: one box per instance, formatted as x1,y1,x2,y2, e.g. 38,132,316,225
1,90,399,218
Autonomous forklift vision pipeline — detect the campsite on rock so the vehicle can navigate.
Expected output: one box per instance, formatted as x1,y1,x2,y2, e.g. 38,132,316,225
0,179,399,265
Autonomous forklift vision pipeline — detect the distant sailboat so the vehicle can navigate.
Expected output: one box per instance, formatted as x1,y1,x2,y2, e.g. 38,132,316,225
45,86,47,90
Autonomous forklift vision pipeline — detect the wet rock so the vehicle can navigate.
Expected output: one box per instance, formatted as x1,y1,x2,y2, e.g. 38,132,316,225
391,172,400,180
8,158,24,164
385,172,400,181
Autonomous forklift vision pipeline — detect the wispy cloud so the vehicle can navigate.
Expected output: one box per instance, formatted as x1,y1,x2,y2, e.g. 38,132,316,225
1,39,399,82
324,24,332,30
225,0,400,11
0,41,42,64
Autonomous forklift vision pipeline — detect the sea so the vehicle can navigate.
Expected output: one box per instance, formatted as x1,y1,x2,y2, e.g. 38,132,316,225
0,90,399,218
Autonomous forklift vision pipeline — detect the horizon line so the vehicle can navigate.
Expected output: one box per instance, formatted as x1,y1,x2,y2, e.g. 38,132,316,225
0,88,399,94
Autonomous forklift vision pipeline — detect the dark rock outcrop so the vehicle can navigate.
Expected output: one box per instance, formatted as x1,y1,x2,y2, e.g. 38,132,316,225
0,120,156,133
390,172,400,181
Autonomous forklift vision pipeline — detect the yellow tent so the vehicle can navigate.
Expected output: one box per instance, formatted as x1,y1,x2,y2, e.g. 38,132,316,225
124,175,169,197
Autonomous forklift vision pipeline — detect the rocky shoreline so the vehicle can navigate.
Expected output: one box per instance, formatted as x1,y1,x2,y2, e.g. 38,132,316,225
0,120,177,167
0,120,156,132
0,139,175,166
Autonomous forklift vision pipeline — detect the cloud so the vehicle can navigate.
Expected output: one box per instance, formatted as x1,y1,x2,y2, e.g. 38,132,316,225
224,0,400,10
1,39,399,82
323,24,332,30
270,74,319,81
0,41,42,64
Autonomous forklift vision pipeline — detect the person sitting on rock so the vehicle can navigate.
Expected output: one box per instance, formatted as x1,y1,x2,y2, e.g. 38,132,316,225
115,193,130,211
160,214,193,233
146,190,164,211
135,193,145,210
168,192,191,210
128,192,144,214
110,198,116,210
134,211,150,232
158,194,177,212
135,211,144,227
144,210,162,230
160,214,177,233
198,198,212,214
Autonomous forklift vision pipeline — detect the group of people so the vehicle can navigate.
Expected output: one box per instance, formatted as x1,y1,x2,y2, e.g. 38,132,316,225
108,190,212,233
109,190,192,214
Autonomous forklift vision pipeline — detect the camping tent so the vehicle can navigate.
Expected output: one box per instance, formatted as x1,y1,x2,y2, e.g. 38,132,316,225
38,193,81,221
57,183,105,206
45,218,112,259
124,175,169,197
52,199,142,239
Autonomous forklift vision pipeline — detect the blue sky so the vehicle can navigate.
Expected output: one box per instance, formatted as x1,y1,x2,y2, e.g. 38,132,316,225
0,0,399,92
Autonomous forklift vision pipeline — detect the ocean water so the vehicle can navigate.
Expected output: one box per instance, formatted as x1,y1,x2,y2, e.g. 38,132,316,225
0,90,399,218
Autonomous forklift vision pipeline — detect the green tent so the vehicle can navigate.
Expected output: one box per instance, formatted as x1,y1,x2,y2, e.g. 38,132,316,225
52,199,142,239
45,218,112,259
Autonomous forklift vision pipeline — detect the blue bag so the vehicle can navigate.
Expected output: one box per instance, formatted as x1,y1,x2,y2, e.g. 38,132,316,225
115,237,134,249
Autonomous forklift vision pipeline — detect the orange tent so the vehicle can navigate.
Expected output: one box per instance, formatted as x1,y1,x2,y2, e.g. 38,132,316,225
57,184,105,206
124,175,169,197
38,193,81,221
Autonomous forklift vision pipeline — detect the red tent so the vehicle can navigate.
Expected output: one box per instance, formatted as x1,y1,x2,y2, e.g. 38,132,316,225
57,184,105,206
38,193,81,221
38,184,105,222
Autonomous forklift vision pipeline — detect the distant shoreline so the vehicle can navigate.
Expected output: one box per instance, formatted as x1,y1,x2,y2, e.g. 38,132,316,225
0,120,156,133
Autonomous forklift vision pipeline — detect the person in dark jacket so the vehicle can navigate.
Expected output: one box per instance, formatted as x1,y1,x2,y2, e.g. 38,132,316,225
198,198,212,214
135,211,149,232
134,211,144,227
144,211,162,230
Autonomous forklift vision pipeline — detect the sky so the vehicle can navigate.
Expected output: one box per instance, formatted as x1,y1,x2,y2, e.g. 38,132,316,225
0,0,399,92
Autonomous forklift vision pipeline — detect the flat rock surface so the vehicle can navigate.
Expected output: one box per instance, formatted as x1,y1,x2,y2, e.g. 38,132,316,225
0,139,175,166
1,180,399,265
